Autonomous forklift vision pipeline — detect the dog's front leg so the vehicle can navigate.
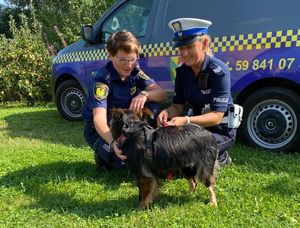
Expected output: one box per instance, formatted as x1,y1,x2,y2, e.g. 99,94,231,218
138,177,157,210
208,185,217,206
152,178,163,200
188,176,197,193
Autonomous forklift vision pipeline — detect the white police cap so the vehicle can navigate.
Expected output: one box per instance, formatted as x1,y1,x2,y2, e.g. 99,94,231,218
168,18,212,48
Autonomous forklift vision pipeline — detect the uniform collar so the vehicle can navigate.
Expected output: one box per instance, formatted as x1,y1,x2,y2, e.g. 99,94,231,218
106,61,121,81
201,54,210,72
106,61,139,81
182,54,210,74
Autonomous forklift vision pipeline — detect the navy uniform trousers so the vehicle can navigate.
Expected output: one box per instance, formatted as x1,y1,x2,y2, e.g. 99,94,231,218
208,124,237,160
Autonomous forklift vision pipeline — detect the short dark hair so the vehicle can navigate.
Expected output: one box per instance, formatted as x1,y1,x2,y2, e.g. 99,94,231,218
106,30,141,56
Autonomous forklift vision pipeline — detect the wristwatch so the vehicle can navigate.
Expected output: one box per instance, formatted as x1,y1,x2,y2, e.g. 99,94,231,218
139,90,149,98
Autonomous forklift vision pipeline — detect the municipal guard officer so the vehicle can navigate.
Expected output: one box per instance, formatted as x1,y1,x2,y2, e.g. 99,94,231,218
157,18,237,166
82,30,166,172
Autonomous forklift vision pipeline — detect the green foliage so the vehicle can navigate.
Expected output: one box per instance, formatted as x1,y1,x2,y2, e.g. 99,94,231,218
0,10,52,104
2,0,116,49
0,105,300,227
48,0,116,47
0,5,27,38
0,0,117,104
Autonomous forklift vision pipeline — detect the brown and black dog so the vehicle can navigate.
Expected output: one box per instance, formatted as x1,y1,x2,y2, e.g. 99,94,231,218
110,108,219,209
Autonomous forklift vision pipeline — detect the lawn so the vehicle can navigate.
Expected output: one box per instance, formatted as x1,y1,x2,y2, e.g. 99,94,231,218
0,104,299,227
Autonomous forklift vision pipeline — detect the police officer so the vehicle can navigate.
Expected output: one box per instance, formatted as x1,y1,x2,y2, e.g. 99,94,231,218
82,30,166,172
157,18,236,166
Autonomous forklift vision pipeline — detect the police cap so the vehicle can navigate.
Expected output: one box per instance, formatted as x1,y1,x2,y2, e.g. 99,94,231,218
168,18,212,48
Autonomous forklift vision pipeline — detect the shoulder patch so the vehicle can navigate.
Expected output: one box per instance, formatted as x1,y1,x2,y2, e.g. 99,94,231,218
138,70,150,80
209,63,225,75
94,82,109,101
212,65,223,74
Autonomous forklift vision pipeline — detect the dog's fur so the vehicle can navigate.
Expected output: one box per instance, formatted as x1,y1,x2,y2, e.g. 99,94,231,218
110,108,219,209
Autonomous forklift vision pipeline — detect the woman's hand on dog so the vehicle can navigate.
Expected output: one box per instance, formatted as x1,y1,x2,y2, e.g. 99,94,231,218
129,94,147,111
165,116,187,126
111,141,127,160
157,109,169,126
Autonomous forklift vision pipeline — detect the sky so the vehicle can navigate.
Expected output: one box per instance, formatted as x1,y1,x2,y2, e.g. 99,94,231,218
0,0,7,6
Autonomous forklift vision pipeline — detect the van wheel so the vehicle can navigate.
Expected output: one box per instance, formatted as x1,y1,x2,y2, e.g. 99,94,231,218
55,80,86,121
240,87,300,152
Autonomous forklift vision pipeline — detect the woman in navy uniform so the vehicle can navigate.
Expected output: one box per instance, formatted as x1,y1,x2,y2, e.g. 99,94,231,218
82,30,166,172
157,18,236,166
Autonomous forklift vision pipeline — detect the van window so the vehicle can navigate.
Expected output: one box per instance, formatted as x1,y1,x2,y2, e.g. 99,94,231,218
165,0,299,37
102,0,153,40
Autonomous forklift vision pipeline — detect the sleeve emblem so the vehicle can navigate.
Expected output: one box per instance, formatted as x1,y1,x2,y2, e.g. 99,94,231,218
94,82,109,100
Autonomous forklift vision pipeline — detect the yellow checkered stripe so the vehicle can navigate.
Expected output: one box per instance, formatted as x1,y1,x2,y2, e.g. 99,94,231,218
54,49,108,64
210,29,300,52
53,29,300,64
142,42,178,57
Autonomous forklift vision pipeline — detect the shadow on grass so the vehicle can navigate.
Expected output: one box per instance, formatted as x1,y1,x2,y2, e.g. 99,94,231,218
0,161,199,218
230,144,300,177
264,176,300,196
228,143,300,196
3,109,86,148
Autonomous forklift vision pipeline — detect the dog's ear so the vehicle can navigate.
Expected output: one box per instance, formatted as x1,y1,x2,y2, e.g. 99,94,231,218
138,107,154,120
110,108,124,119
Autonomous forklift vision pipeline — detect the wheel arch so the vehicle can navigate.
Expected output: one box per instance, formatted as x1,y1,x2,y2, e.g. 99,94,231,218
235,77,300,105
54,74,84,96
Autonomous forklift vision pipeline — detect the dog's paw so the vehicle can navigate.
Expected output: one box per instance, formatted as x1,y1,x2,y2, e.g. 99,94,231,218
208,201,218,207
138,203,150,210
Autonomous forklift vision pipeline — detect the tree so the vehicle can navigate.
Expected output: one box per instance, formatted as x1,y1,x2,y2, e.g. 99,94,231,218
0,10,52,104
0,5,28,37
1,0,116,50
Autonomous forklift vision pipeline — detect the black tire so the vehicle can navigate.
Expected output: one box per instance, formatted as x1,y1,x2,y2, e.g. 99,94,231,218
240,87,300,152
55,80,86,121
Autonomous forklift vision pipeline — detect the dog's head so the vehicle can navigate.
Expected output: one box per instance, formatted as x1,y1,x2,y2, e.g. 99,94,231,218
110,108,154,143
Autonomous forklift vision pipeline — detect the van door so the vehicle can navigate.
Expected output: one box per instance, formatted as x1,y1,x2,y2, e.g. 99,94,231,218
85,0,158,74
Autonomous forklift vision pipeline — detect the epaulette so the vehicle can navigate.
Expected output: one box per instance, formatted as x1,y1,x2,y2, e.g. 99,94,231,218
175,64,186,75
137,69,151,80
209,63,225,75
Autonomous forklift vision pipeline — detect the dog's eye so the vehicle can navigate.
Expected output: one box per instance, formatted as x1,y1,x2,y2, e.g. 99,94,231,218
123,122,130,129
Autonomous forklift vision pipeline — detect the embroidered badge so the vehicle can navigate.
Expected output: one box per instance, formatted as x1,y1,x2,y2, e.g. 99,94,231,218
138,70,150,80
201,89,211,94
94,82,109,100
212,65,222,73
130,86,136,95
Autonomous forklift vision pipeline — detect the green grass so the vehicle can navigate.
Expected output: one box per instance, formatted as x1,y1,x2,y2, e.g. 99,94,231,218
0,104,299,227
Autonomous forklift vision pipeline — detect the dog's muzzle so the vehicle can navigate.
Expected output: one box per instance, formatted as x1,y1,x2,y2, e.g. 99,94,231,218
116,134,128,148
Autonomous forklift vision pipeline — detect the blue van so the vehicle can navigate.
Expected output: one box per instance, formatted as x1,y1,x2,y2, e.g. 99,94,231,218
52,0,300,152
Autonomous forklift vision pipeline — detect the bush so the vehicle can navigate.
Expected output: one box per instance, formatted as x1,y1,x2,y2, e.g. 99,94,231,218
0,12,52,104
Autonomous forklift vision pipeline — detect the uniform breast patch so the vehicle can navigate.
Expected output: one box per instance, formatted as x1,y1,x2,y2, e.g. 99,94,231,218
130,86,137,95
94,82,109,100
138,70,150,80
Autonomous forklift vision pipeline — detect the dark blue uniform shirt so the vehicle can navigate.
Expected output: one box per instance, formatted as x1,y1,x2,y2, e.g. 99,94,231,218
173,54,233,116
82,61,155,123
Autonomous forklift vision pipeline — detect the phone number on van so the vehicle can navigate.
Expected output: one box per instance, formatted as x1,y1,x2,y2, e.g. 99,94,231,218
226,58,296,71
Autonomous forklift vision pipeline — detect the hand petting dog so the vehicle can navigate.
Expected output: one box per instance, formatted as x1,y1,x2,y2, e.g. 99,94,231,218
129,93,147,111
164,116,187,126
